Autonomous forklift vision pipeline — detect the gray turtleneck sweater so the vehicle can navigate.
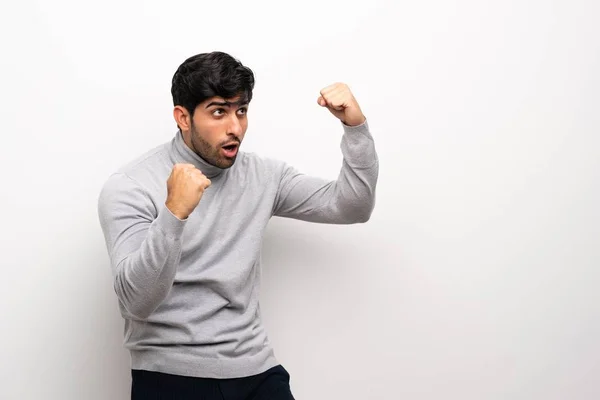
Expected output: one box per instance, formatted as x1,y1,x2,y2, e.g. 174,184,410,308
97,121,378,379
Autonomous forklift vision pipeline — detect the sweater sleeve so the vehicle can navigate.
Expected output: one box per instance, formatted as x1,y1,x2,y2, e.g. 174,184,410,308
272,120,379,223
97,173,187,319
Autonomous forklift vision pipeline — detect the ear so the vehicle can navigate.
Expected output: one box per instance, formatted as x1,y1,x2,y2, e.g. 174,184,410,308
173,105,192,131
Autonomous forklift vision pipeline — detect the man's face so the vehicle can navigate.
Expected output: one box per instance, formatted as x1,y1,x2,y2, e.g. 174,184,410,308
188,94,249,169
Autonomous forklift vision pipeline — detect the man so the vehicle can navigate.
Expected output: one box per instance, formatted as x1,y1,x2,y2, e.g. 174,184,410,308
98,51,379,399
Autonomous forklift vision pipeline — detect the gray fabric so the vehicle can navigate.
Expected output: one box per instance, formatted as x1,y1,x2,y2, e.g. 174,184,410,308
97,121,378,378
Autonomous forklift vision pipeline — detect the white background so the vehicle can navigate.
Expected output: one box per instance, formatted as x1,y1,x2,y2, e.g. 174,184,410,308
1,0,599,399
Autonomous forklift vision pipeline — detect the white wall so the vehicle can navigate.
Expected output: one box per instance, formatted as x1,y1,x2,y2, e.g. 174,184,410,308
1,0,599,399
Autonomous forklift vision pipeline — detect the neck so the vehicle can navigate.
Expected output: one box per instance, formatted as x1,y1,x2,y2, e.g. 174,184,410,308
171,131,225,179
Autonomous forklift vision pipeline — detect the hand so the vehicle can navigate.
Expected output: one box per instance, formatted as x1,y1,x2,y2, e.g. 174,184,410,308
165,163,211,220
317,83,366,126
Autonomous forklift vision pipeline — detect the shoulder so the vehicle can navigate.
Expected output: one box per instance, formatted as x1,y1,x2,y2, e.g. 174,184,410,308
116,141,171,180
234,151,289,178
98,141,171,204
102,139,172,189
236,152,286,170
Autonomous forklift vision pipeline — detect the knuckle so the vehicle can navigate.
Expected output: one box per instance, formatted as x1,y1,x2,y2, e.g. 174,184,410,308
194,171,205,179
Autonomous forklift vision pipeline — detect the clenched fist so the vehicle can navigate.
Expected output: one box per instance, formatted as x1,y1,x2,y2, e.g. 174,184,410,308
165,163,211,220
317,83,366,127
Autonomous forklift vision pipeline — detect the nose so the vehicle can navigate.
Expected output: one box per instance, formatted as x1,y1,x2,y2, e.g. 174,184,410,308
228,114,243,137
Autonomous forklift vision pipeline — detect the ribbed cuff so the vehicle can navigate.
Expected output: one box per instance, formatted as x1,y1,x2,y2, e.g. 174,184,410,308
340,119,377,167
342,119,372,138
154,204,187,240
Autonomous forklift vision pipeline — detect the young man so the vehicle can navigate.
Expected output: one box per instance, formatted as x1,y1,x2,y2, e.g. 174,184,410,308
98,51,379,399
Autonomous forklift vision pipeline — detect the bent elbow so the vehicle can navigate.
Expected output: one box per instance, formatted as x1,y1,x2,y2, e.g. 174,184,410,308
356,213,372,223
128,307,154,320
114,278,161,320
343,203,374,224
120,296,159,320
353,208,373,223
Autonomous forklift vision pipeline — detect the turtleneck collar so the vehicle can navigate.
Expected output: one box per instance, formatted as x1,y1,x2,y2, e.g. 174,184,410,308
170,130,226,179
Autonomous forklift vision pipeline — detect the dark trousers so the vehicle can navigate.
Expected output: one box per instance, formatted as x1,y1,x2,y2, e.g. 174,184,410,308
131,365,295,400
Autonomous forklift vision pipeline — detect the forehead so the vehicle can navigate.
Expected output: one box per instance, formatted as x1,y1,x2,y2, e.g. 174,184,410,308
203,94,248,107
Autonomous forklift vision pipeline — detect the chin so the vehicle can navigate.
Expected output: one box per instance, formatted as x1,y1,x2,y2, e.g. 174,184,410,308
216,157,237,169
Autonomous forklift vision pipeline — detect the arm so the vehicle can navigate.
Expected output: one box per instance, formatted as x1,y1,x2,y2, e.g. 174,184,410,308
273,120,378,223
273,83,378,223
97,165,210,319
97,174,186,319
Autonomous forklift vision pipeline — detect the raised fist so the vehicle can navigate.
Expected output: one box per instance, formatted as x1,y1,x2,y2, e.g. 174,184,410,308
165,163,211,220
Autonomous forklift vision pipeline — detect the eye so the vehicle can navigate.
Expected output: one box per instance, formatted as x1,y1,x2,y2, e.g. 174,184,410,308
212,108,226,117
237,107,248,116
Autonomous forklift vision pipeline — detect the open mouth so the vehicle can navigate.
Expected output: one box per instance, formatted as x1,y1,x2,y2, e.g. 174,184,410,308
221,143,239,158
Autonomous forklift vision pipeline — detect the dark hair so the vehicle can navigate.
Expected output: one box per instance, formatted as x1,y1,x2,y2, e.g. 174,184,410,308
171,51,255,118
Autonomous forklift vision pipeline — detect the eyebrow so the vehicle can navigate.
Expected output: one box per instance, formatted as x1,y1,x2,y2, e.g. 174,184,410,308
205,100,249,109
